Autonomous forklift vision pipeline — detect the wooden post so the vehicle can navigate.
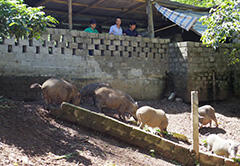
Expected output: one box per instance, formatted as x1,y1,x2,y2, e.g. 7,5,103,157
146,0,154,38
191,91,199,159
68,0,73,30
212,71,216,102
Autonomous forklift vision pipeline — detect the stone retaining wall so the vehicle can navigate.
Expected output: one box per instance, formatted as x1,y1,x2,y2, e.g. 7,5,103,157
52,102,239,166
169,42,239,102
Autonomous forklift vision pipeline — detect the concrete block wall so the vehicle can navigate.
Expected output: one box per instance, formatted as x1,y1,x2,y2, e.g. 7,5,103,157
0,28,170,100
169,42,237,102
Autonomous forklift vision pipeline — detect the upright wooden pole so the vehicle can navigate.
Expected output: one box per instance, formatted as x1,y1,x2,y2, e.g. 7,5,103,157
146,0,154,38
68,0,73,30
191,91,199,159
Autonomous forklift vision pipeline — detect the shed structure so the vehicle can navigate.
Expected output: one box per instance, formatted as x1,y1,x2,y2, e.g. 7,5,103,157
24,0,210,40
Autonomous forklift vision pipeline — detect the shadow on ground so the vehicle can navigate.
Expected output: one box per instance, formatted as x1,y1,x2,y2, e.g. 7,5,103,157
199,127,226,135
0,100,108,165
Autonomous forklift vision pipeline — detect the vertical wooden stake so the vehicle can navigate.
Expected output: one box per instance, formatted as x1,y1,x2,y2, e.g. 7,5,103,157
146,0,154,38
68,0,73,30
191,91,199,159
212,71,216,102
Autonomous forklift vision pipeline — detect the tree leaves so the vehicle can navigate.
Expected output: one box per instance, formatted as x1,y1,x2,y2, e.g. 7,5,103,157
199,0,240,64
0,0,58,39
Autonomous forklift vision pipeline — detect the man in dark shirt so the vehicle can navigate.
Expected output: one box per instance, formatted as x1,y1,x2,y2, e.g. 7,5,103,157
124,21,139,37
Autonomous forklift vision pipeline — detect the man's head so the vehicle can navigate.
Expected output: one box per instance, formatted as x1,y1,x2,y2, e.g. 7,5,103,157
90,19,97,29
129,21,136,31
115,17,121,26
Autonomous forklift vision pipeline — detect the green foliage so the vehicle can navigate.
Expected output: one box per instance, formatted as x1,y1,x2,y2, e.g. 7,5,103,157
171,0,224,7
199,0,240,64
0,0,58,39
155,129,190,144
149,149,155,157
233,157,240,163
55,152,77,160
202,139,208,147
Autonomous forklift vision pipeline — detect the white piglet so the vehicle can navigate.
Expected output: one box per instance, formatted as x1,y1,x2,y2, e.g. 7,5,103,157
207,134,240,158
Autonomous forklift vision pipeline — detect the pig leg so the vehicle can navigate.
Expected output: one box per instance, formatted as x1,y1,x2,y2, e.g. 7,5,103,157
92,95,96,106
213,118,218,128
118,112,126,122
96,102,103,113
118,106,127,122
139,122,145,129
207,144,212,151
160,126,167,132
209,120,212,128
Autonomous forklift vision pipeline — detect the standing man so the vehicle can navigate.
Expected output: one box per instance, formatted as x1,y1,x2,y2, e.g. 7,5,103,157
84,19,99,33
124,21,139,37
109,17,123,36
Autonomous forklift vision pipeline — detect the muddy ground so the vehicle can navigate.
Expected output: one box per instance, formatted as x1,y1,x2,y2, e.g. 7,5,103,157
0,96,240,165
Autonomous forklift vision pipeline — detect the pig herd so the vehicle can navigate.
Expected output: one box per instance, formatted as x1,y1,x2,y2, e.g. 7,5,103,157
30,78,239,159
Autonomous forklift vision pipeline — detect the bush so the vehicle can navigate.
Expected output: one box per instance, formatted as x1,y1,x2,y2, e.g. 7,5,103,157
0,0,58,39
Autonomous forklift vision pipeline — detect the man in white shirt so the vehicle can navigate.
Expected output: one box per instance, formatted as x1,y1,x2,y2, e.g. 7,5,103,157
109,17,123,36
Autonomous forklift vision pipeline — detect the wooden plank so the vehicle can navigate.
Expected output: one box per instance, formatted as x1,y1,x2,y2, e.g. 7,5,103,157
120,3,145,17
146,0,154,38
154,24,177,32
191,91,199,159
45,9,147,23
78,0,105,14
49,0,125,12
102,2,145,25
68,0,72,30
137,0,209,11
35,0,49,6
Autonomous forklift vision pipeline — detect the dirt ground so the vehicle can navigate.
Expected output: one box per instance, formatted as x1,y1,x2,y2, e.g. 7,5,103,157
0,97,240,166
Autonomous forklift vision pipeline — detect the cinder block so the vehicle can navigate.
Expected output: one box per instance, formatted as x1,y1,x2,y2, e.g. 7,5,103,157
98,33,105,39
87,44,95,49
104,50,111,56
76,49,87,56
93,39,101,45
113,51,120,56
88,33,98,38
4,39,15,45
64,34,72,42
70,43,78,49
19,39,29,45
109,34,115,40
79,31,88,37
127,47,133,52
143,37,150,42
53,47,61,55
76,37,84,43
151,38,158,43
94,50,101,56
113,40,120,45
123,41,129,46
109,45,115,51
105,40,111,45
118,46,124,51
98,45,106,50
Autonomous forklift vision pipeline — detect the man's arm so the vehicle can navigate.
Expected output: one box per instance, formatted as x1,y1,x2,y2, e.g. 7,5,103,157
109,26,114,34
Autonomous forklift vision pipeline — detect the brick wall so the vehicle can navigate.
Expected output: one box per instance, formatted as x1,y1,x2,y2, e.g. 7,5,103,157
0,28,239,102
169,42,239,102
0,28,169,100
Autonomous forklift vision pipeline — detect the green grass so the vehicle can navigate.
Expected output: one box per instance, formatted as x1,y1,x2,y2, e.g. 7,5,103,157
55,152,78,160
